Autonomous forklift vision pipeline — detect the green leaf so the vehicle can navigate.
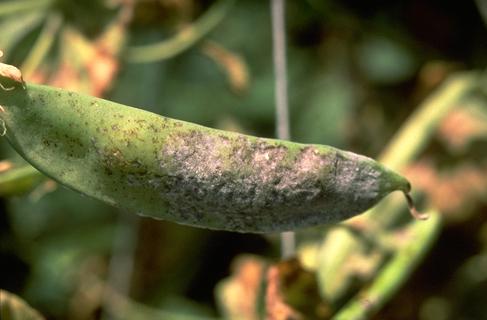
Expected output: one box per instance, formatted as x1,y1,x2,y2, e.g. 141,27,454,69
0,11,46,61
0,163,45,196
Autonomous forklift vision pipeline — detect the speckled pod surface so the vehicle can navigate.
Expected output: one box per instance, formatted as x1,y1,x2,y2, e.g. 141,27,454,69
0,67,411,232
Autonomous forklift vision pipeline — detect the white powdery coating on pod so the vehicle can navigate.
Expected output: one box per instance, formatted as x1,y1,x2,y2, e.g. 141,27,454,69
333,151,381,202
155,130,395,232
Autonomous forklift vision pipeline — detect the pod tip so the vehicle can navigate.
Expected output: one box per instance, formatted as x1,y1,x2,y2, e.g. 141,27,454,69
403,191,429,220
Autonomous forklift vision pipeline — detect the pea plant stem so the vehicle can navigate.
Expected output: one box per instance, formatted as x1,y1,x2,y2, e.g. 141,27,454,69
270,0,294,258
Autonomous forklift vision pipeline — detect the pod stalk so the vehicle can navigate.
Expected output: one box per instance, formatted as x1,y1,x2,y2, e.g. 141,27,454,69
404,191,429,220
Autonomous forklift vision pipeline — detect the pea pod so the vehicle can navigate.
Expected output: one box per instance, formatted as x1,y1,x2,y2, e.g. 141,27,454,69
0,63,421,233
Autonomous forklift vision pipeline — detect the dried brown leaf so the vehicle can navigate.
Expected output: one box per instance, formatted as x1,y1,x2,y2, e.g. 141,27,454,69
47,4,129,96
202,41,250,94
266,258,330,320
406,161,487,221
86,50,119,97
217,255,267,320
266,264,303,320
438,105,487,152
0,160,14,173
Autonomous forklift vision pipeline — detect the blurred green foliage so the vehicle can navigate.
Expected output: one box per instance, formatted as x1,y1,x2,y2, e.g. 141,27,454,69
1,0,486,319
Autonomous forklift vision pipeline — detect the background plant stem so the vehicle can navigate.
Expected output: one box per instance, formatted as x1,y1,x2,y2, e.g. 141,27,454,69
21,13,62,79
320,72,478,307
332,209,442,320
270,0,294,259
127,0,235,63
0,0,52,18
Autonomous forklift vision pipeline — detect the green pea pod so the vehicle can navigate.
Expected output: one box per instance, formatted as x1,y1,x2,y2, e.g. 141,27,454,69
0,63,422,233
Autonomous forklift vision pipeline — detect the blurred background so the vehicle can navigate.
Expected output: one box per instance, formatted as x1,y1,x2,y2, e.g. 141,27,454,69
0,0,486,319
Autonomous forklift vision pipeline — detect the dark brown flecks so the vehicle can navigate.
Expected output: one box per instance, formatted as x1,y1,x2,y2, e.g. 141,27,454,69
105,167,113,175
149,123,159,132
